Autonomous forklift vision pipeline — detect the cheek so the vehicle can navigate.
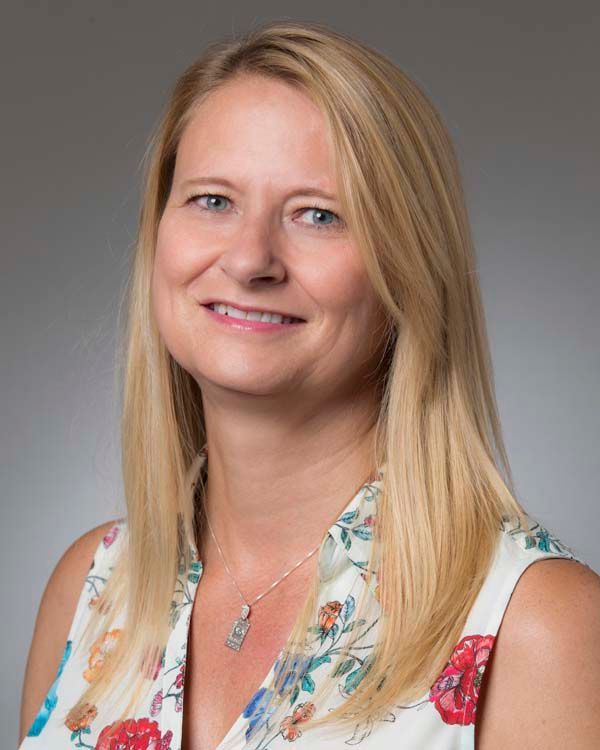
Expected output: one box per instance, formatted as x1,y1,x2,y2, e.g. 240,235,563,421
154,213,199,283
151,214,212,322
300,246,388,355
150,252,199,373
302,245,371,314
151,218,197,346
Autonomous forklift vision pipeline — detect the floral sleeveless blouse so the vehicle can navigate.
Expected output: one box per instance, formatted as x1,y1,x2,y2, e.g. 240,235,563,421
20,451,588,750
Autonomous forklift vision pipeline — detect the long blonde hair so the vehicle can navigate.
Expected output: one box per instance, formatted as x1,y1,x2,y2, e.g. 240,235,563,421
63,18,528,742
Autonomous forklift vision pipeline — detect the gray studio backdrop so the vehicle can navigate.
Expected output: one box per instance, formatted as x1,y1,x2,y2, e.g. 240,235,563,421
2,1,598,742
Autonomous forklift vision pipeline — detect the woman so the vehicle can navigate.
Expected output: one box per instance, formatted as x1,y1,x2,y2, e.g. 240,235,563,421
18,19,600,750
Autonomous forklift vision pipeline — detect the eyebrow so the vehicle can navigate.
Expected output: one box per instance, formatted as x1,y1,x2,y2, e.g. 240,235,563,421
178,176,338,202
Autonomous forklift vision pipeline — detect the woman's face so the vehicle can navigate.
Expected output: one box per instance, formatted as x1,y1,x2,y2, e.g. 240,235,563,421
152,74,388,401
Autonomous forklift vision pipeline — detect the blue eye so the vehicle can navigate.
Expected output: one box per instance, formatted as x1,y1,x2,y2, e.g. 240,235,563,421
299,207,342,231
190,193,231,212
186,193,344,232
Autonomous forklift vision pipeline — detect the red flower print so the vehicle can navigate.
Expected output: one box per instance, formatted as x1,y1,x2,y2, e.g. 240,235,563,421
95,718,173,749
150,689,163,717
280,701,317,741
429,634,495,725
102,525,119,548
175,661,185,689
151,656,162,681
140,646,164,680
175,692,184,713
318,601,343,635
363,514,376,527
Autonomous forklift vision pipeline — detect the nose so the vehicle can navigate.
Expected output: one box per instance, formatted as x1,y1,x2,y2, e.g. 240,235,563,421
216,212,286,286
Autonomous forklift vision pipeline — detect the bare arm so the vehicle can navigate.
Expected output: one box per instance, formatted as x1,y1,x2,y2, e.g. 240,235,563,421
476,558,600,749
18,520,117,745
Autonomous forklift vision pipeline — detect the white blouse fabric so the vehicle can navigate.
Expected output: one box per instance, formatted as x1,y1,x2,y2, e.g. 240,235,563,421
19,452,588,750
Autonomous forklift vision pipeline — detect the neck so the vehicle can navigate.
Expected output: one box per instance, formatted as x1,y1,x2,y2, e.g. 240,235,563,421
194,393,380,589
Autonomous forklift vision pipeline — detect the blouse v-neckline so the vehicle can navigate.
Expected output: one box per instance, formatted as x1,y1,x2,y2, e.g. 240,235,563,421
166,448,385,749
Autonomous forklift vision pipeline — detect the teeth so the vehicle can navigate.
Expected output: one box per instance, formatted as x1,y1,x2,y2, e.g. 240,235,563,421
209,303,299,324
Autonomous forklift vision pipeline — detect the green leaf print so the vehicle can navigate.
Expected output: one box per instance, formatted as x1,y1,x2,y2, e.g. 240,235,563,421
340,527,352,550
342,618,366,633
332,658,356,677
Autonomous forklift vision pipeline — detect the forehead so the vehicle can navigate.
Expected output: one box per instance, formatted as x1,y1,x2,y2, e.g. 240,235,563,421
173,75,338,192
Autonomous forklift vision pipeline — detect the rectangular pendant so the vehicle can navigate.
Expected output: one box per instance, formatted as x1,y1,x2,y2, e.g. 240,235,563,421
225,616,251,651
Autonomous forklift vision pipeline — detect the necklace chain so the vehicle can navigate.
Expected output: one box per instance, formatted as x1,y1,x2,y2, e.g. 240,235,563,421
205,514,322,610
199,461,378,651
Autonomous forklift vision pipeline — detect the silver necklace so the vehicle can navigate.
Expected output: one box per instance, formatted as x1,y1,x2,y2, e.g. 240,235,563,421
205,514,322,651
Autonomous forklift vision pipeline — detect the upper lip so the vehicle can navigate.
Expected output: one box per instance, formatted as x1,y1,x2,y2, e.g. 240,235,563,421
201,299,305,321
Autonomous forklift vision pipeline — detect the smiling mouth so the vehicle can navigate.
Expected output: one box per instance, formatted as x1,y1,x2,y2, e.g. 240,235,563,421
202,302,305,325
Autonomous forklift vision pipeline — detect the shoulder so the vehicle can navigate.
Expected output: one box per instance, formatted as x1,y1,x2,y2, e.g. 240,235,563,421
30,518,122,640
19,519,122,744
46,519,123,601
476,555,600,748
36,519,125,620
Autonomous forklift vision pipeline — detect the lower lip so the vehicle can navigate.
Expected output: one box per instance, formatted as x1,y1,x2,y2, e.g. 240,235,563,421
201,305,306,331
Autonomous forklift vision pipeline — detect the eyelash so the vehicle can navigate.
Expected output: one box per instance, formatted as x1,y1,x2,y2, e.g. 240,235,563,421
185,192,344,232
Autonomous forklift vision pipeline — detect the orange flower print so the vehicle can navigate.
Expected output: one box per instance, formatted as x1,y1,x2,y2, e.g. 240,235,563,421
65,702,97,730
88,592,112,615
280,701,316,741
83,628,122,683
318,601,342,635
